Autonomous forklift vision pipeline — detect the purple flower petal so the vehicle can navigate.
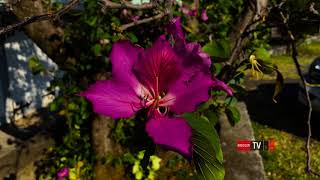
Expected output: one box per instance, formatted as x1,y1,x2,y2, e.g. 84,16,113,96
110,40,146,94
212,77,233,96
165,71,213,114
167,17,211,70
57,167,69,180
166,17,185,42
201,9,209,21
79,80,143,119
133,37,181,96
188,9,198,17
183,42,211,68
146,115,192,157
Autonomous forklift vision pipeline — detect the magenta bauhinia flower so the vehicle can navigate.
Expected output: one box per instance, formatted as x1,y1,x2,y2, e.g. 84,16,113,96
80,17,232,157
201,9,209,21
57,167,69,180
166,17,233,95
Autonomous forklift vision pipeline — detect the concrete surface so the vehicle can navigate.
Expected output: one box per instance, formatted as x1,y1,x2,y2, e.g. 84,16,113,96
220,102,266,180
0,131,54,179
1,32,59,124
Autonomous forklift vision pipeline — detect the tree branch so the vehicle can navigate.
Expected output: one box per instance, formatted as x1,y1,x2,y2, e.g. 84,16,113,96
119,12,167,31
0,0,80,36
100,0,156,10
276,5,320,178
227,17,263,66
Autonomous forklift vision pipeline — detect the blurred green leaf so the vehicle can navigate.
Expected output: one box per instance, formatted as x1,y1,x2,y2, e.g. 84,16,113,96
28,56,45,75
92,44,102,56
127,32,138,43
254,47,271,61
205,111,219,127
203,39,230,59
212,63,222,75
123,153,136,164
225,97,237,107
225,106,240,126
86,16,97,27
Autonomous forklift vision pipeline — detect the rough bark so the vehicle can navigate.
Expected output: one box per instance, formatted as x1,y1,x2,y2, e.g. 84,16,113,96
92,116,124,180
229,0,269,48
11,0,64,63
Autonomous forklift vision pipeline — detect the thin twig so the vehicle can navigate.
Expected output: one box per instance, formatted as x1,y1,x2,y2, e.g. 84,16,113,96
0,0,80,35
119,12,167,31
226,17,263,66
277,7,320,178
100,0,156,10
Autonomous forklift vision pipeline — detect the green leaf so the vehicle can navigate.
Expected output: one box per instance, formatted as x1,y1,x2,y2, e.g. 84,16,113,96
197,99,213,112
127,32,138,43
49,103,57,112
122,153,136,164
204,111,219,127
92,44,102,56
192,131,225,180
212,63,222,75
202,39,230,59
225,106,240,126
86,16,97,27
254,47,271,61
256,59,274,74
183,113,224,179
273,69,284,103
225,97,237,107
183,113,223,163
28,56,45,75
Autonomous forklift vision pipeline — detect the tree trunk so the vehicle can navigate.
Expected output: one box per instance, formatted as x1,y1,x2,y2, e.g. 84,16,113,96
229,0,269,47
11,0,64,64
92,116,124,180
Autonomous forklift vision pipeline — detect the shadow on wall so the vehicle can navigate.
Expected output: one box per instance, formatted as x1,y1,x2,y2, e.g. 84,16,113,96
243,80,320,139
0,31,59,125
0,36,8,125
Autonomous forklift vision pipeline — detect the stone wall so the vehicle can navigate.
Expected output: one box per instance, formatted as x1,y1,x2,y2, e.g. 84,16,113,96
0,32,59,125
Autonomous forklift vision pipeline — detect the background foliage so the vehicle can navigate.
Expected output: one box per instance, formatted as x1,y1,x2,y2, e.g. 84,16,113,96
26,0,320,179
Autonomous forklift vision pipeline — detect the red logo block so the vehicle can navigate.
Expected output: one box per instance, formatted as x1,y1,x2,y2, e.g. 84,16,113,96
236,140,251,151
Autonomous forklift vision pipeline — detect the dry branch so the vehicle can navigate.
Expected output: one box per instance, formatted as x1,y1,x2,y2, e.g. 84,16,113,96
276,5,320,178
119,12,167,31
100,0,156,10
0,0,80,35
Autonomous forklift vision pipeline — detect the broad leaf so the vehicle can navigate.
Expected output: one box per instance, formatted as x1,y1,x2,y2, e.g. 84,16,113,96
192,131,225,180
204,111,219,127
254,47,271,61
183,113,225,180
225,106,240,126
225,97,237,107
212,63,222,75
203,39,230,59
